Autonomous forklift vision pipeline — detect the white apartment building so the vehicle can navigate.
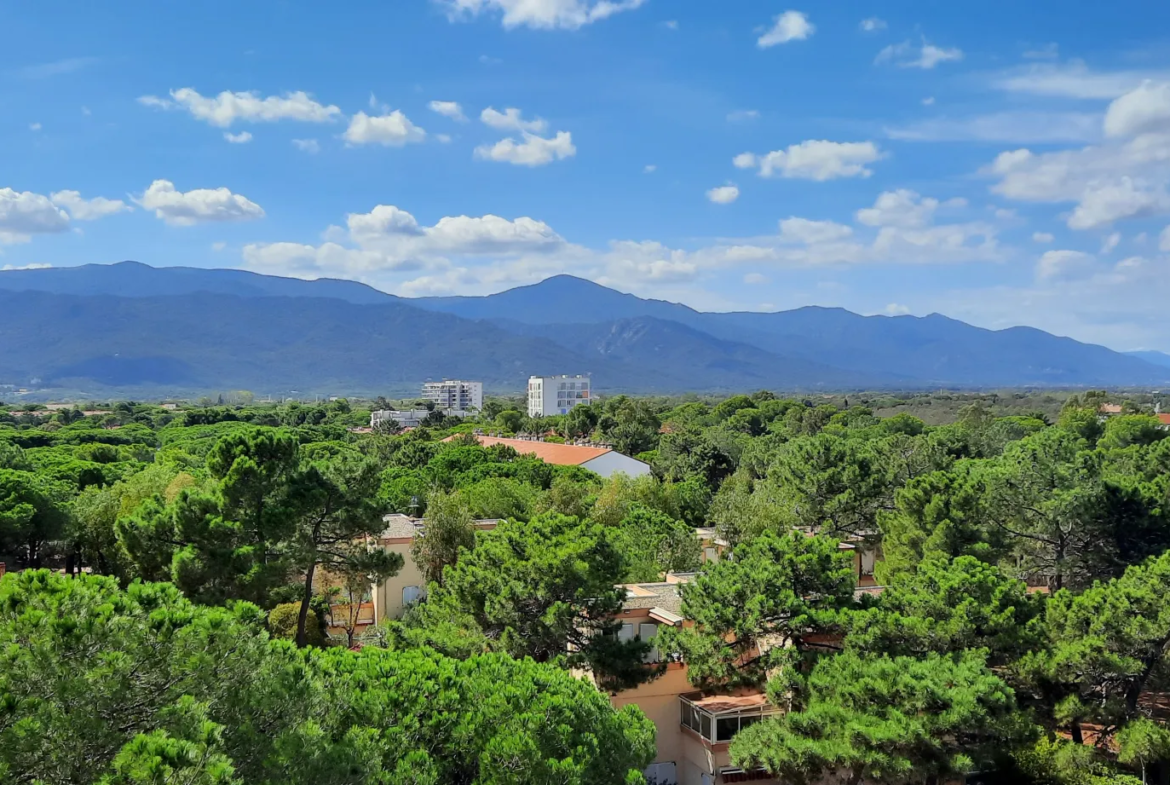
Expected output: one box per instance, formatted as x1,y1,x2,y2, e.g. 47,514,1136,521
527,375,591,417
421,380,482,412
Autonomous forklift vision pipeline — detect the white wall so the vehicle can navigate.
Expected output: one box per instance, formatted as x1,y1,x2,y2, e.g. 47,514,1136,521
580,451,652,478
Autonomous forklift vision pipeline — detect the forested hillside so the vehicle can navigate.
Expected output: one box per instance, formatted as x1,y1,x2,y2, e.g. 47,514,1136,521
2,390,1170,783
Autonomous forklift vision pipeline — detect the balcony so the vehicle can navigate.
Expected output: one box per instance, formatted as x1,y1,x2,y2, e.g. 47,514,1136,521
679,691,779,746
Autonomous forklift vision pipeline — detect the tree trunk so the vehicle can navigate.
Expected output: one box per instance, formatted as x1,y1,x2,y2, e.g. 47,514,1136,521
296,562,316,648
1071,720,1084,746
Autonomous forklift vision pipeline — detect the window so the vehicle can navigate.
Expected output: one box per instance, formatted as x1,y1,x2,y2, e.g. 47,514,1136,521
640,622,659,663
703,547,719,563
618,623,635,643
402,585,422,605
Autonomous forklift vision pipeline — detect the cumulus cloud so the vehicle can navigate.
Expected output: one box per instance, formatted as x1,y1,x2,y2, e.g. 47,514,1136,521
437,0,646,30
0,188,70,243
224,131,253,144
1067,179,1170,230
138,88,342,127
138,180,265,226
860,17,887,32
480,107,547,133
1104,80,1170,138
1101,232,1121,254
876,39,962,69
735,140,884,180
292,138,320,154
985,82,1170,231
706,185,740,204
474,131,576,166
856,190,963,228
429,100,467,122
49,190,131,221
243,203,566,282
1033,231,1055,243
1037,249,1094,280
758,11,814,48
885,303,911,316
344,111,427,146
779,217,854,244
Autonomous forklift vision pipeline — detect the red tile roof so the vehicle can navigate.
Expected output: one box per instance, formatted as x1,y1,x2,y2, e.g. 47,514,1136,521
446,434,612,466
1159,413,1170,425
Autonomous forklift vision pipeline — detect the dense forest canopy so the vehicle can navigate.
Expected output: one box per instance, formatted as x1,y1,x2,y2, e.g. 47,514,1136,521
2,388,1170,783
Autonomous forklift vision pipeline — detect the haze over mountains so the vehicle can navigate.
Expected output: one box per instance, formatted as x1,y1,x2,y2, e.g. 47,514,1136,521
0,261,1166,396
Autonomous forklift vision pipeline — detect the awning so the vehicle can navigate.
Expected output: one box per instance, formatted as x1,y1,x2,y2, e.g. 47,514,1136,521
648,607,684,626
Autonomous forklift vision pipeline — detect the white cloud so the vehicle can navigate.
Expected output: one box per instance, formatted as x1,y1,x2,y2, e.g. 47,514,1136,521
856,190,958,228
922,96,935,106
993,62,1170,100
643,164,657,174
292,138,320,154
884,303,911,316
727,110,760,122
663,20,678,30
29,122,42,132
985,83,1170,231
49,190,131,221
1067,178,1170,230
1033,231,1055,243
736,140,884,181
860,17,887,32
744,272,768,285
779,217,854,244
1,263,52,271
474,131,576,166
1101,232,1122,254
138,88,341,128
438,0,646,30
1161,225,1170,252
212,241,227,252
344,111,427,146
1037,249,1094,280
480,107,547,133
138,180,265,226
436,133,453,144
224,131,253,144
1104,80,1170,138
886,111,1101,144
758,11,815,48
876,39,962,69
243,203,566,282
0,188,70,243
706,185,739,204
428,100,467,122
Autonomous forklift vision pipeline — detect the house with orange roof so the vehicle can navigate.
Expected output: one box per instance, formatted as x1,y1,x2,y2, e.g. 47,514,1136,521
444,434,652,478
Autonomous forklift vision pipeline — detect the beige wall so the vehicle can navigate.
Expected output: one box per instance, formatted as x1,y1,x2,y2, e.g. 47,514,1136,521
612,663,692,765
371,539,426,623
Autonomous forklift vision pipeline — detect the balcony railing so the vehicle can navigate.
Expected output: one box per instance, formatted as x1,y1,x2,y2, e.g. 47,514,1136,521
679,692,780,745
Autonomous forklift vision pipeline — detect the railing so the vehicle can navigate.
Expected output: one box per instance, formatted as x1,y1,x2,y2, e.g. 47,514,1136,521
679,693,779,745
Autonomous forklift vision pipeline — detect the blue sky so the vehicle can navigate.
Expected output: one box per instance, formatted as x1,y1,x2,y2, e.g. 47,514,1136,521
5,0,1170,351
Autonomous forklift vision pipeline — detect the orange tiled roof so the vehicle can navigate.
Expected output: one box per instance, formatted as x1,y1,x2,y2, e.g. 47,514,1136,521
447,435,612,466
1159,413,1170,425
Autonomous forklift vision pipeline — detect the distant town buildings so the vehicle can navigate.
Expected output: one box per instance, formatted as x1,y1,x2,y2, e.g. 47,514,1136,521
527,374,590,417
422,380,482,412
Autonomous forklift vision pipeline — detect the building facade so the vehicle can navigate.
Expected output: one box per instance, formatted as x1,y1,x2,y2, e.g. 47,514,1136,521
527,374,591,417
422,380,483,412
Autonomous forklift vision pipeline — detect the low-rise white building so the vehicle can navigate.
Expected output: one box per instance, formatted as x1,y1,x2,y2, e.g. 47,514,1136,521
422,380,482,412
527,374,591,417
370,409,473,429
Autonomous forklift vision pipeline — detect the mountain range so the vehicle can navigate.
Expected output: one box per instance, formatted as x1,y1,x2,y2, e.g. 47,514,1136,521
0,261,1166,396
